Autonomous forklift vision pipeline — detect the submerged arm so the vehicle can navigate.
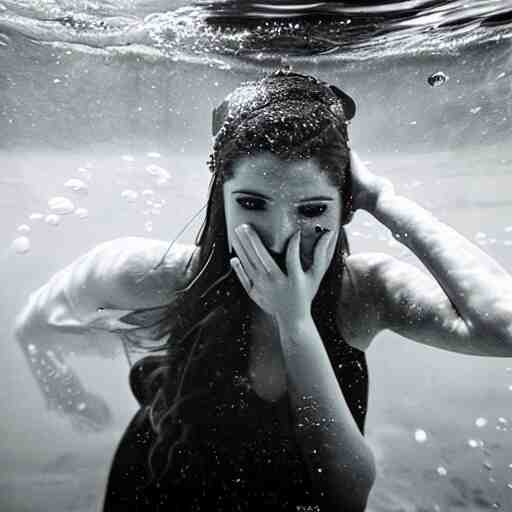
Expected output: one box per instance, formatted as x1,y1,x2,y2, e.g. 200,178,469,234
275,314,375,512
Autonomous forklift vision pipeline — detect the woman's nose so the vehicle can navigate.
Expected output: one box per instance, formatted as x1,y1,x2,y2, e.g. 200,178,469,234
266,216,298,254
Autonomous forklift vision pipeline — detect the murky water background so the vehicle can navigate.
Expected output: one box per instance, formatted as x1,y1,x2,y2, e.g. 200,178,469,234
2,1,512,511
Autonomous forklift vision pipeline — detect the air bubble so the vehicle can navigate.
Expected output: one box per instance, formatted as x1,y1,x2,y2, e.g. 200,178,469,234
414,429,427,443
147,152,161,158
121,155,135,162
75,208,89,219
48,196,75,215
11,236,30,254
27,344,37,355
29,213,43,221
146,164,171,186
121,190,138,202
77,167,92,181
145,221,153,232
468,439,479,448
437,466,447,476
76,402,86,411
64,178,88,194
17,224,31,233
428,71,449,87
142,189,154,197
476,417,488,428
45,214,61,226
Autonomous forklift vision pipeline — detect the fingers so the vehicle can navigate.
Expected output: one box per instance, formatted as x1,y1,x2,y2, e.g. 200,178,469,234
310,230,335,281
230,257,253,295
286,229,302,279
234,224,280,275
232,227,258,276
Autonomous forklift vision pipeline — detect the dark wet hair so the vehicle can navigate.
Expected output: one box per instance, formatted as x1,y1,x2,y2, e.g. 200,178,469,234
124,70,368,493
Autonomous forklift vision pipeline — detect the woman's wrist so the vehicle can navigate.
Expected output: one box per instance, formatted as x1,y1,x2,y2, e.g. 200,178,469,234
274,312,315,336
365,178,395,215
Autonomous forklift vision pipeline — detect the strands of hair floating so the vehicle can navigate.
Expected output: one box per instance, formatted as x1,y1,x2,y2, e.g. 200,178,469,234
151,203,208,272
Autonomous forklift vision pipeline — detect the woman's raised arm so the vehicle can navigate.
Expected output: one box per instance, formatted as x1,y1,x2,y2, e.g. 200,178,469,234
348,150,512,357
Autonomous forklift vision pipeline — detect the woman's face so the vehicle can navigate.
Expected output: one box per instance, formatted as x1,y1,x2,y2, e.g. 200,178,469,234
223,152,342,273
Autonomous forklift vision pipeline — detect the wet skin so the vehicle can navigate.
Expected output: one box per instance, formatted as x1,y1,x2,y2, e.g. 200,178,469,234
223,152,343,274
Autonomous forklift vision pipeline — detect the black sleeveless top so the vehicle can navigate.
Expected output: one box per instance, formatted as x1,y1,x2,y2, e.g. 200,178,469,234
103,259,369,511
103,346,368,512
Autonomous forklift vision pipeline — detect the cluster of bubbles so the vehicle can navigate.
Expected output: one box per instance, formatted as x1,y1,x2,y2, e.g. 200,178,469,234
474,228,512,248
11,166,91,255
11,151,171,255
412,367,512,506
119,152,169,233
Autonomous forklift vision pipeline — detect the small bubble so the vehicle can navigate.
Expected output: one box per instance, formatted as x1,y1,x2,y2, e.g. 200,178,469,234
468,439,479,448
64,178,88,194
29,213,44,221
48,196,75,215
414,429,427,443
45,214,61,226
504,227,512,233
507,483,512,489
476,417,488,428
470,107,482,115
121,155,135,162
53,78,61,84
74,208,89,219
11,236,31,254
77,167,92,181
121,189,138,202
146,164,171,186
428,71,449,87
147,152,161,158
27,344,37,355
498,417,508,424
17,224,31,234
76,402,86,411
142,189,154,197
144,221,153,232
437,466,447,476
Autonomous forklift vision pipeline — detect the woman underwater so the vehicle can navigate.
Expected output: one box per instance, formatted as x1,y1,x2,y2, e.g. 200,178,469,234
14,70,512,512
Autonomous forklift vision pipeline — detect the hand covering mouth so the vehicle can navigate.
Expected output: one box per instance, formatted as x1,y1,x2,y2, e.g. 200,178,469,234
231,248,311,276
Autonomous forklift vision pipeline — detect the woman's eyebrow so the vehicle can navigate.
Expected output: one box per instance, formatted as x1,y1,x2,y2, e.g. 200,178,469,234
232,189,334,203
233,189,272,200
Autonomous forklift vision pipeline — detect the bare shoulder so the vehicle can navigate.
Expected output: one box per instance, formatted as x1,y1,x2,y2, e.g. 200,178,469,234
338,252,391,351
85,237,198,309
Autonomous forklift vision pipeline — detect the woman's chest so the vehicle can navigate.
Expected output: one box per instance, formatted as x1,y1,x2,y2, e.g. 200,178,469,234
247,310,288,403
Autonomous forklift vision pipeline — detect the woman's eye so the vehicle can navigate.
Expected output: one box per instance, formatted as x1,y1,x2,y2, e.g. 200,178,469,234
299,204,327,218
236,197,266,211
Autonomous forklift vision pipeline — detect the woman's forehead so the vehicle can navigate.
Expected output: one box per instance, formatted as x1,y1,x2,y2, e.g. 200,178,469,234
226,153,338,198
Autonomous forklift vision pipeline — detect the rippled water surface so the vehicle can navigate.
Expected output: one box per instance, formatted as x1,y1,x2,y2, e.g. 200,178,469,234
1,1,512,511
